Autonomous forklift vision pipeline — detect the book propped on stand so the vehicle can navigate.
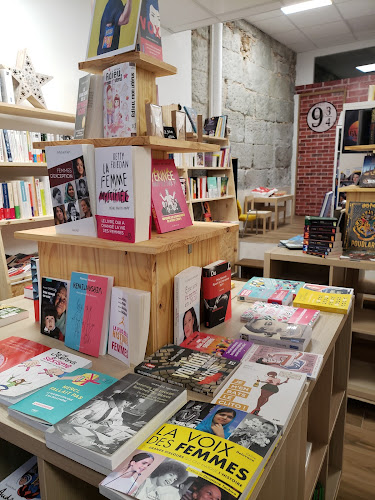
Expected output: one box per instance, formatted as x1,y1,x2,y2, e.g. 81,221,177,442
74,74,103,139
342,201,375,261
0,337,50,373
0,456,40,499
202,260,232,328
45,373,187,475
174,266,201,346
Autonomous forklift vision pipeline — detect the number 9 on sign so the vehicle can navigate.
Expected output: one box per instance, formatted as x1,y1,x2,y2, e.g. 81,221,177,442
307,101,337,133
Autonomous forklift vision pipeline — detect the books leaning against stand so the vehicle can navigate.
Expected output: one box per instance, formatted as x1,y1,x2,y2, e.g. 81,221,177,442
240,301,320,328
99,400,283,500
0,337,50,373
0,303,29,327
74,74,103,139
40,277,70,342
45,373,187,475
0,456,40,499
174,266,201,346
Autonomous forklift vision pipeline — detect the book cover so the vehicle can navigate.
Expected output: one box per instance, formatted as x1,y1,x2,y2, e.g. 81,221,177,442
174,266,201,346
137,0,162,60
202,260,232,328
100,401,282,500
30,257,40,322
180,333,253,362
103,62,136,138
0,456,40,499
237,284,276,302
244,277,304,298
183,106,198,133
293,288,352,314
359,155,375,187
222,339,254,362
213,361,307,427
134,344,239,396
342,109,359,151
302,284,353,295
0,304,29,327
45,144,97,237
344,201,375,255
0,337,50,374
267,289,293,306
65,271,113,357
207,176,219,197
40,277,70,341
241,345,323,380
305,216,337,227
95,146,151,243
204,116,220,136
9,368,117,429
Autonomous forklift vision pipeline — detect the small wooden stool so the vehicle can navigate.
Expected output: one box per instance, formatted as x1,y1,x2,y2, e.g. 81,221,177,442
248,210,272,234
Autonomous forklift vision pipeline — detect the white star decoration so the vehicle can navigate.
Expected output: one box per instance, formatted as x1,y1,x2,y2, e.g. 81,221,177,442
8,49,53,109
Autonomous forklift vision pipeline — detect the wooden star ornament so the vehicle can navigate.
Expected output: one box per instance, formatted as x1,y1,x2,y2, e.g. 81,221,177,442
9,49,53,109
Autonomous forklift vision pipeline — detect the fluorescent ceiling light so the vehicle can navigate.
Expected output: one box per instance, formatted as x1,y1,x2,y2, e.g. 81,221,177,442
281,0,332,15
356,63,375,73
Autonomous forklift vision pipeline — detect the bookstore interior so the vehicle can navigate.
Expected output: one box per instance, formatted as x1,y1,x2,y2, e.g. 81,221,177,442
0,0,375,499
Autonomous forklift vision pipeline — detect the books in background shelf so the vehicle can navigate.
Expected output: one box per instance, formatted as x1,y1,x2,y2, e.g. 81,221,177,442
108,286,151,366
134,344,239,396
342,109,359,151
0,303,28,327
293,287,352,314
180,332,253,361
343,201,375,259
240,301,320,328
202,200,212,221
174,266,201,346
359,155,375,187
183,106,198,133
221,176,228,196
0,68,15,104
100,400,282,500
204,115,227,138
64,271,114,357
9,368,118,431
137,0,162,60
207,176,219,197
24,284,34,299
40,277,70,341
242,345,323,379
45,144,97,237
0,348,92,406
202,260,232,328
358,108,372,145
30,257,40,322
0,337,50,373
96,146,151,242
45,373,187,474
151,158,192,233
0,456,40,499
74,74,103,139
103,62,137,138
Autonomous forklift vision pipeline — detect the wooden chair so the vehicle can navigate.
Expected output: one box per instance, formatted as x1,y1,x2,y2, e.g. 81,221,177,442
237,198,257,237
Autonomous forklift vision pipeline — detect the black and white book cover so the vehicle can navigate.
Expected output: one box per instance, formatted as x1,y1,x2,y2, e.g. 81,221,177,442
40,277,70,341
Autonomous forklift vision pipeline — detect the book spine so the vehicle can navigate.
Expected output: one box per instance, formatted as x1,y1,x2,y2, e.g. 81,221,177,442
0,69,15,104
0,186,4,220
151,200,162,233
34,178,43,216
27,182,35,217
3,130,12,162
7,182,15,219
0,129,4,162
2,183,10,218
11,181,21,219
130,63,137,136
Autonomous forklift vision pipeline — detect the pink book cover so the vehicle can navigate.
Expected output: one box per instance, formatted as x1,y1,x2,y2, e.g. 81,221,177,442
180,332,234,356
151,159,192,233
268,289,293,305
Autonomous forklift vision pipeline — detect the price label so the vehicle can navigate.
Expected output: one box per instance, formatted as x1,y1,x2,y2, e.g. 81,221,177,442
307,101,337,133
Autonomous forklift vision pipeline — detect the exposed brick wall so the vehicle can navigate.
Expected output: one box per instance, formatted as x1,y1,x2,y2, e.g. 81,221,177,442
295,75,375,215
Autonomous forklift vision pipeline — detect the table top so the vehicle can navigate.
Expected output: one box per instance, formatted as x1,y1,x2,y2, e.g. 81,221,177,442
252,194,294,203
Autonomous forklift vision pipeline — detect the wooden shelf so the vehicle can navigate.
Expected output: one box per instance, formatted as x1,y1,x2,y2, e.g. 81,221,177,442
32,136,220,153
0,215,53,226
345,145,375,152
338,185,375,192
78,51,177,77
329,390,345,439
191,195,235,203
353,307,375,335
187,167,232,171
0,162,47,169
304,443,328,500
326,466,342,500
0,102,75,123
348,358,375,404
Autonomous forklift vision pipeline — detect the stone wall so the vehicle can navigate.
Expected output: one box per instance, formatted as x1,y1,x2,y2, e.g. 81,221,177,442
192,21,296,205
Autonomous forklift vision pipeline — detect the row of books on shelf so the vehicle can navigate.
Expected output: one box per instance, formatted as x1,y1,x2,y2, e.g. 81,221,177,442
0,176,52,220
172,148,231,169
189,176,229,200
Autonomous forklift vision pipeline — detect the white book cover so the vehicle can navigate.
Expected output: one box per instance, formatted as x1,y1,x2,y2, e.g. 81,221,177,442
0,456,40,499
45,144,97,237
0,348,92,405
213,361,307,428
0,68,15,104
0,128,4,162
34,178,43,216
95,146,151,243
174,266,202,346
41,176,53,215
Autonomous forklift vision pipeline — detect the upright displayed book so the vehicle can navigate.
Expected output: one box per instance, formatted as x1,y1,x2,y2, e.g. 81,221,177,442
74,74,103,139
107,286,151,366
45,373,187,474
45,144,97,237
64,271,114,357
103,63,136,138
293,287,352,314
9,368,117,431
343,201,375,260
30,257,40,321
0,303,28,327
95,146,151,242
174,266,201,346
100,400,282,500
40,277,70,341
202,260,231,328
134,344,239,396
183,106,198,133
0,348,92,406
359,155,375,187
0,456,40,499
137,0,162,60
0,337,50,373
240,301,320,328
151,158,192,233
180,332,253,361
342,109,359,151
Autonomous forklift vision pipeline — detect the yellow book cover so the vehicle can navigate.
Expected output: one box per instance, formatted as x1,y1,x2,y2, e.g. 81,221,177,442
293,288,351,314
100,401,282,500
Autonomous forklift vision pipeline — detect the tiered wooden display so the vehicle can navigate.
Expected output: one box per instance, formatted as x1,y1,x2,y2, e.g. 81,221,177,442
0,103,75,299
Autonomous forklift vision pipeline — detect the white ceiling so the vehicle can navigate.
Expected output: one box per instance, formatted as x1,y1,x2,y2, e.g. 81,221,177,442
159,0,375,53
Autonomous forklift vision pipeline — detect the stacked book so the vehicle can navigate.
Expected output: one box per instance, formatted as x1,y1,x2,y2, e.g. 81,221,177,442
237,277,305,305
303,216,342,258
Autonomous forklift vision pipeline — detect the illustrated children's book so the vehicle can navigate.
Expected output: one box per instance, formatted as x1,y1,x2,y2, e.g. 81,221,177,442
45,144,97,237
64,272,114,357
151,158,193,233
0,456,40,499
0,337,50,374
293,288,352,314
40,277,70,341
174,266,201,346
103,62,136,138
45,373,187,474
202,260,232,328
100,400,282,500
0,348,92,406
240,301,320,328
344,201,375,256
0,303,29,327
9,368,117,431
95,146,151,243
134,344,239,397
107,286,151,366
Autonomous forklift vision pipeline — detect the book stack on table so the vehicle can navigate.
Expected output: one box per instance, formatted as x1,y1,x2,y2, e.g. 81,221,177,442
303,216,342,258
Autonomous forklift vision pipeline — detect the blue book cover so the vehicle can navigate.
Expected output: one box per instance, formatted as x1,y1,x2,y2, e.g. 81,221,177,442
9,368,117,426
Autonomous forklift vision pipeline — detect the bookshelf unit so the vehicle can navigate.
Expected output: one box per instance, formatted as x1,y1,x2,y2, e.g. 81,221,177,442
0,103,75,299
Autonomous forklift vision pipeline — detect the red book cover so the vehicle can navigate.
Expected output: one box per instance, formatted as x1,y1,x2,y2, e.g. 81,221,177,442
0,337,50,373
180,331,234,356
202,260,232,328
138,0,163,60
268,289,293,305
151,158,192,233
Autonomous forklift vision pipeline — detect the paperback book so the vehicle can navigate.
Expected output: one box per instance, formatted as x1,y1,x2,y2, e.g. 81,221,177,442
293,288,352,314
0,456,40,499
134,344,239,396
202,260,232,328
174,266,201,346
237,277,304,302
45,373,187,474
137,0,162,60
359,155,375,187
180,332,253,361
0,303,29,327
40,277,70,341
239,301,320,328
0,337,50,373
74,74,103,139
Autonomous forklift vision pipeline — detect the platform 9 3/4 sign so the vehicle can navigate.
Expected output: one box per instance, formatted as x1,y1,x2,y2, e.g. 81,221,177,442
307,101,337,133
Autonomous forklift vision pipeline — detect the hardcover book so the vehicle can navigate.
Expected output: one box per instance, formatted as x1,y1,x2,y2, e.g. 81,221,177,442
202,260,232,328
293,288,352,314
239,277,304,299
342,109,359,151
180,332,253,361
0,337,50,373
95,146,151,243
64,271,114,357
134,344,239,396
0,456,40,499
0,304,29,327
174,266,201,346
151,158,192,233
344,201,375,256
74,74,103,139
137,0,162,60
45,373,187,474
359,155,375,187
40,277,70,341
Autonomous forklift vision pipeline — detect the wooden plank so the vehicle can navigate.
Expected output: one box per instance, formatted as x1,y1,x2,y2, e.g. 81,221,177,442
0,102,75,123
353,308,375,335
338,185,375,192
348,359,375,403
78,51,177,77
0,162,47,169
0,215,53,226
191,195,235,203
345,145,375,153
136,67,157,136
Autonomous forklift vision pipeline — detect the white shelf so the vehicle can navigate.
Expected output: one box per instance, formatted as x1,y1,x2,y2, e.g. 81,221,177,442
0,162,47,168
0,215,53,226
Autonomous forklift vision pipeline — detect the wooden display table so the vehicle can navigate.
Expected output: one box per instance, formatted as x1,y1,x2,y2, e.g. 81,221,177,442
250,194,294,230
0,292,351,500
